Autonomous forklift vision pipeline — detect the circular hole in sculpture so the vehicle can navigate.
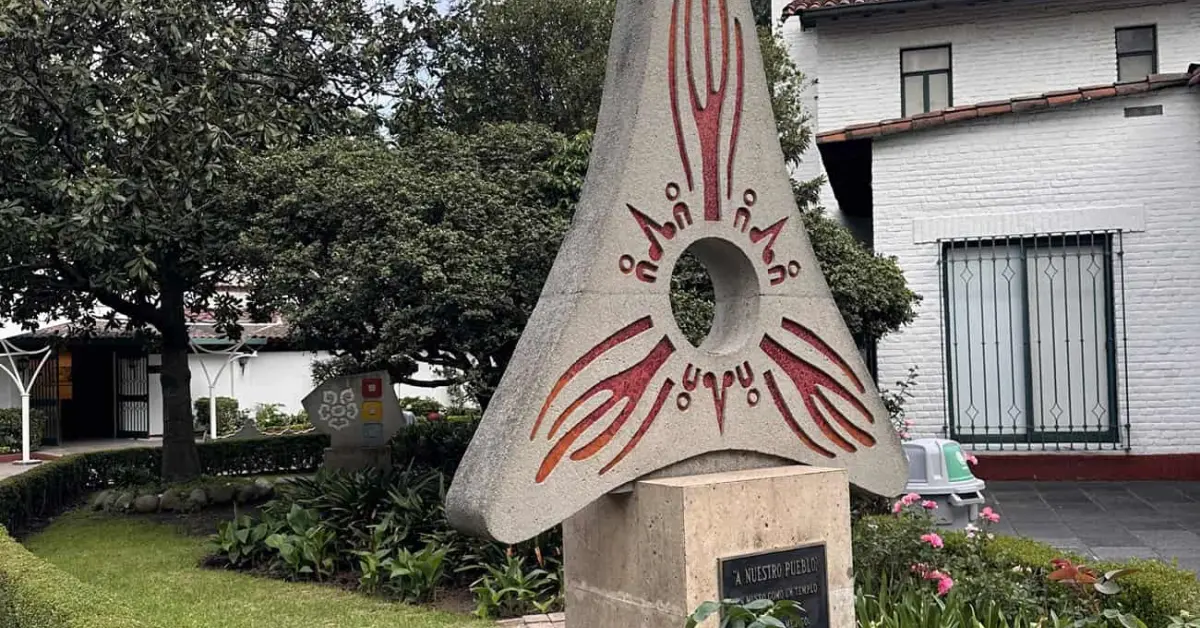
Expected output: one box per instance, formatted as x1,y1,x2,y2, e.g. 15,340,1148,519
669,238,760,353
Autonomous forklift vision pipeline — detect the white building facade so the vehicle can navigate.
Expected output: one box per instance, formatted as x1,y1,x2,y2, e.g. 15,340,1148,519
1,320,453,443
774,0,1200,467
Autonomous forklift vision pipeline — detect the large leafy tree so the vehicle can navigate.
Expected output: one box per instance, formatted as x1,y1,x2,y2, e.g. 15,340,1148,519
248,0,918,408
397,0,812,166
0,0,438,480
240,126,589,407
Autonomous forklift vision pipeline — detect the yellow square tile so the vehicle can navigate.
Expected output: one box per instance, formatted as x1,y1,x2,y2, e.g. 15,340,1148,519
361,401,384,423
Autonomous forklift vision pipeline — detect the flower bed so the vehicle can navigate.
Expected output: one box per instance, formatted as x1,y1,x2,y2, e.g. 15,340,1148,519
854,495,1200,626
207,466,562,620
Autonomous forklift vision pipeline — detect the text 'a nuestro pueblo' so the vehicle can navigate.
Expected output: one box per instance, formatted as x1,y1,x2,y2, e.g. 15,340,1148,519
732,555,821,587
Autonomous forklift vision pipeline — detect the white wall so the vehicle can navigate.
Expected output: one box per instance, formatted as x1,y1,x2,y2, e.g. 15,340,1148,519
779,0,1200,132
156,351,454,436
869,88,1200,453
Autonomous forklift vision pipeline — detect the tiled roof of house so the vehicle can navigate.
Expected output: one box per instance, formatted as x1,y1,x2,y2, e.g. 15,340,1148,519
817,69,1200,145
8,319,290,343
782,0,907,18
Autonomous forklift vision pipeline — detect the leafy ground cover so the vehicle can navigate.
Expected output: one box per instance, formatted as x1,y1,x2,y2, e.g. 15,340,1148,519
23,511,487,628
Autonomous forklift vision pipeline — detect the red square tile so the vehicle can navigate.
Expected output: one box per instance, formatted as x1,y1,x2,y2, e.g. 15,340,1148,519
361,377,384,398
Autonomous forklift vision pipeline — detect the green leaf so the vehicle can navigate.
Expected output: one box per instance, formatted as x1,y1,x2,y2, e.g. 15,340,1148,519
687,601,721,628
743,599,773,611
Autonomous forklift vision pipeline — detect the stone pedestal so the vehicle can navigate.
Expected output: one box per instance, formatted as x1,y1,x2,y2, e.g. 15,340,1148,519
563,466,854,628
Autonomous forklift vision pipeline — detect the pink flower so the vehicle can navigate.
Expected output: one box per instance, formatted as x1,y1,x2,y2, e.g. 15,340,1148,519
901,493,922,506
904,419,914,427
891,501,904,514
936,574,955,596
981,507,1000,523
899,431,911,440
964,453,979,466
921,500,938,510
910,563,930,576
964,523,979,539
920,533,944,549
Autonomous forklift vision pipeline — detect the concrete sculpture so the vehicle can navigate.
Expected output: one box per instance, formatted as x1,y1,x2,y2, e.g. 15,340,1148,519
447,0,907,544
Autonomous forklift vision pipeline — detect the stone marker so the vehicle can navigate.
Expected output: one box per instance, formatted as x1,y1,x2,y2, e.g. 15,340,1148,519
446,0,907,625
303,370,406,471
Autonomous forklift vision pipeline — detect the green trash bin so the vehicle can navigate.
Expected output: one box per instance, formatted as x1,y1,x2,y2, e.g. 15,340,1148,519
903,438,986,529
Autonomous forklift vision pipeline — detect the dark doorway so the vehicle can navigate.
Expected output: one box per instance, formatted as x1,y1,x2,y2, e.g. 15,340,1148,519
61,347,115,441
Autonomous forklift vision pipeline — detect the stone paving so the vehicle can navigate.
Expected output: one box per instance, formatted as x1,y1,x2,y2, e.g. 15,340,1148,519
497,612,565,628
987,481,1200,574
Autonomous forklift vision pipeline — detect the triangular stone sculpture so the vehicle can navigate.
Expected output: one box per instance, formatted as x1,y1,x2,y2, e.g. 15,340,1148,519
446,0,907,543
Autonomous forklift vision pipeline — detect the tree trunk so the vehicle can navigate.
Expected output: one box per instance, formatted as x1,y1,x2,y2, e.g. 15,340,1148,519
159,289,200,482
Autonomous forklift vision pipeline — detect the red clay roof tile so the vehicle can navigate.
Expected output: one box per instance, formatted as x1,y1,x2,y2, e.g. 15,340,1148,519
783,0,904,17
817,68,1198,145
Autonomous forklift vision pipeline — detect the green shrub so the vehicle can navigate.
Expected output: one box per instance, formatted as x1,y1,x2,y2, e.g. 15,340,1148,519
391,418,478,476
194,397,246,437
983,535,1200,624
468,554,562,619
396,396,444,417
0,434,329,534
0,408,46,454
255,404,310,434
208,466,563,615
0,526,151,627
856,513,1200,626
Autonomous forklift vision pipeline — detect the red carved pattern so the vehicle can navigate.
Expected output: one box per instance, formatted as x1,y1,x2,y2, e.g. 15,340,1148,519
534,330,677,483
669,0,745,221
530,316,655,439
678,360,757,433
532,316,877,481
760,334,877,452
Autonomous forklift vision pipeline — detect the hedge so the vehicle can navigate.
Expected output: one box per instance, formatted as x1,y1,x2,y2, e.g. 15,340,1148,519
390,417,478,476
0,434,329,534
0,408,46,455
986,534,1200,626
0,527,150,628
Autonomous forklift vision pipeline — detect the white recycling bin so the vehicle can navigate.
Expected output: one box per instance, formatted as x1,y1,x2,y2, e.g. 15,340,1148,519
903,438,987,529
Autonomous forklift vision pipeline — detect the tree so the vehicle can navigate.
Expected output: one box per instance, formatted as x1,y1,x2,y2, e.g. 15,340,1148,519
0,0,438,480
244,129,918,407
243,0,916,409
397,0,811,166
240,126,590,407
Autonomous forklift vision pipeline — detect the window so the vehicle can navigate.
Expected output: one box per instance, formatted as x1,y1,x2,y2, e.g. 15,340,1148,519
1116,25,1157,82
942,234,1123,448
901,45,952,116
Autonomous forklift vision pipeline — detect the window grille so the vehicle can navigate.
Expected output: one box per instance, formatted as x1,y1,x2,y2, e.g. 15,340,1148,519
937,231,1130,451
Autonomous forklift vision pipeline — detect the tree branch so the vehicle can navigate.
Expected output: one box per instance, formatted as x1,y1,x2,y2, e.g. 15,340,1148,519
50,257,164,328
399,376,462,389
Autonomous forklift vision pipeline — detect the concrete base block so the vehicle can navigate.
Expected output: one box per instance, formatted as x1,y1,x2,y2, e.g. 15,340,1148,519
564,466,854,628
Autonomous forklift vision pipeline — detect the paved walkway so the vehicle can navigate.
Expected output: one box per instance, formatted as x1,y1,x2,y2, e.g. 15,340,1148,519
497,612,565,627
987,481,1200,574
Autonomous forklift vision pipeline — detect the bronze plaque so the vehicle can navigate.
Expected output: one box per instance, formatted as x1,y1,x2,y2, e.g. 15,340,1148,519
718,544,828,628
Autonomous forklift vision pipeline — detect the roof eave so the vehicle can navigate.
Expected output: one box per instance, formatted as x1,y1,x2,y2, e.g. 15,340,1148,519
784,0,969,26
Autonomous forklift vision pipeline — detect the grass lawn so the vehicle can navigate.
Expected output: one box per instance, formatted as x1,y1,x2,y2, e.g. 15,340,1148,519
24,510,490,628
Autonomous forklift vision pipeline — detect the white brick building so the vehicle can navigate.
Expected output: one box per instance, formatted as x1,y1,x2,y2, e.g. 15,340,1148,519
774,0,1200,475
